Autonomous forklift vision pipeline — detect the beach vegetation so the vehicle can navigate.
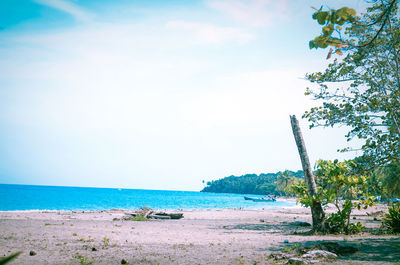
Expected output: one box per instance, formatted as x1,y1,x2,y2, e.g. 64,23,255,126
179,244,187,251
373,160,400,199
77,236,94,243
102,236,110,246
5,233,15,240
138,257,151,263
382,202,400,233
74,254,94,265
289,159,375,234
233,256,245,265
130,215,149,221
282,247,291,253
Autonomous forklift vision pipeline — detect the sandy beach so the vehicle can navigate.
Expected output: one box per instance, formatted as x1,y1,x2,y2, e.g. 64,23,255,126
1,205,399,264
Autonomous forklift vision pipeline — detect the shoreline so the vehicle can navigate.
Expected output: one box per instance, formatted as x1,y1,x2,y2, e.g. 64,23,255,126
0,205,303,213
1,205,399,264
0,198,302,212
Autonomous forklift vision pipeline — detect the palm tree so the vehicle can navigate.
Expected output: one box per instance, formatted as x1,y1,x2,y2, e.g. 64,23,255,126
275,170,293,194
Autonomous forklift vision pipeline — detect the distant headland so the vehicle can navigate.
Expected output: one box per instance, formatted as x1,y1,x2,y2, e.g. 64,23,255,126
201,170,304,196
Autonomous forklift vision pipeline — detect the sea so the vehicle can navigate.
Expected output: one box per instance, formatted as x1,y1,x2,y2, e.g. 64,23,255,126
0,184,296,211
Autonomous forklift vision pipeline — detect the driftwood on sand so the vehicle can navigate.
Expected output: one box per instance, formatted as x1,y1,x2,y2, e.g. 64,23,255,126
124,209,184,220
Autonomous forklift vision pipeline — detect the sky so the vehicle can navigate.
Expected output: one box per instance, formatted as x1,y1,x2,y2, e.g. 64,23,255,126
0,0,367,191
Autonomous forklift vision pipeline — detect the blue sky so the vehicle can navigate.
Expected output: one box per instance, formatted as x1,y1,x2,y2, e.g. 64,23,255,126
0,0,366,191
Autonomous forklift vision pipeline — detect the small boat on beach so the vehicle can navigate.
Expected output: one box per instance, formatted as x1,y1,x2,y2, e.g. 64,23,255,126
244,196,276,202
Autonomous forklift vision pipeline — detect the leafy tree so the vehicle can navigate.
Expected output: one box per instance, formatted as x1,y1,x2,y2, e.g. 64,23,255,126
289,159,375,234
305,1,400,167
275,170,293,192
275,170,300,197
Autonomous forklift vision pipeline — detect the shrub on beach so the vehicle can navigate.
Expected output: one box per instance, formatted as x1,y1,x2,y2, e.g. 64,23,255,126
130,215,149,221
288,159,375,234
382,203,400,234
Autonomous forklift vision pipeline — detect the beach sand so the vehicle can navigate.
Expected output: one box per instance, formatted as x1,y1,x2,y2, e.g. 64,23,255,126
1,204,399,264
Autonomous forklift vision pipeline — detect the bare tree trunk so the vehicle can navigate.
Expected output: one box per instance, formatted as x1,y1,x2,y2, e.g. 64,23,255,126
290,115,325,232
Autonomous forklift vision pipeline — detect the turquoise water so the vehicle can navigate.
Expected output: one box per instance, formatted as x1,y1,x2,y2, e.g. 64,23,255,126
0,184,295,211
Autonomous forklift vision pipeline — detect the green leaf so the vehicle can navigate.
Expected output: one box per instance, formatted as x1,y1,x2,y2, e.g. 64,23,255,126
315,11,329,25
322,24,334,36
0,252,22,265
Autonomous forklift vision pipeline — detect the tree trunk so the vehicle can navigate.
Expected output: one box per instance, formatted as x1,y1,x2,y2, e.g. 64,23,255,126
290,115,325,232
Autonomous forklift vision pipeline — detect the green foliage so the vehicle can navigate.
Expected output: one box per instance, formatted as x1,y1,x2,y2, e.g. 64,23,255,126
287,179,313,207
383,203,400,233
130,215,149,221
346,156,400,200
309,6,356,52
374,160,400,198
102,237,110,246
288,159,375,234
275,170,300,196
74,255,94,265
305,1,400,168
325,200,363,234
315,160,375,207
0,252,21,265
201,170,304,195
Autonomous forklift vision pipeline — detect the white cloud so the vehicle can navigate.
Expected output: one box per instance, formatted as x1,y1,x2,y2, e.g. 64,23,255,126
178,70,313,129
206,0,288,27
165,20,253,44
33,0,93,21
2,22,223,82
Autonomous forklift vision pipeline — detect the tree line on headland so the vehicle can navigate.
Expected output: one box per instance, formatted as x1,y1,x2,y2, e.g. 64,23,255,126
201,160,400,199
201,170,304,196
